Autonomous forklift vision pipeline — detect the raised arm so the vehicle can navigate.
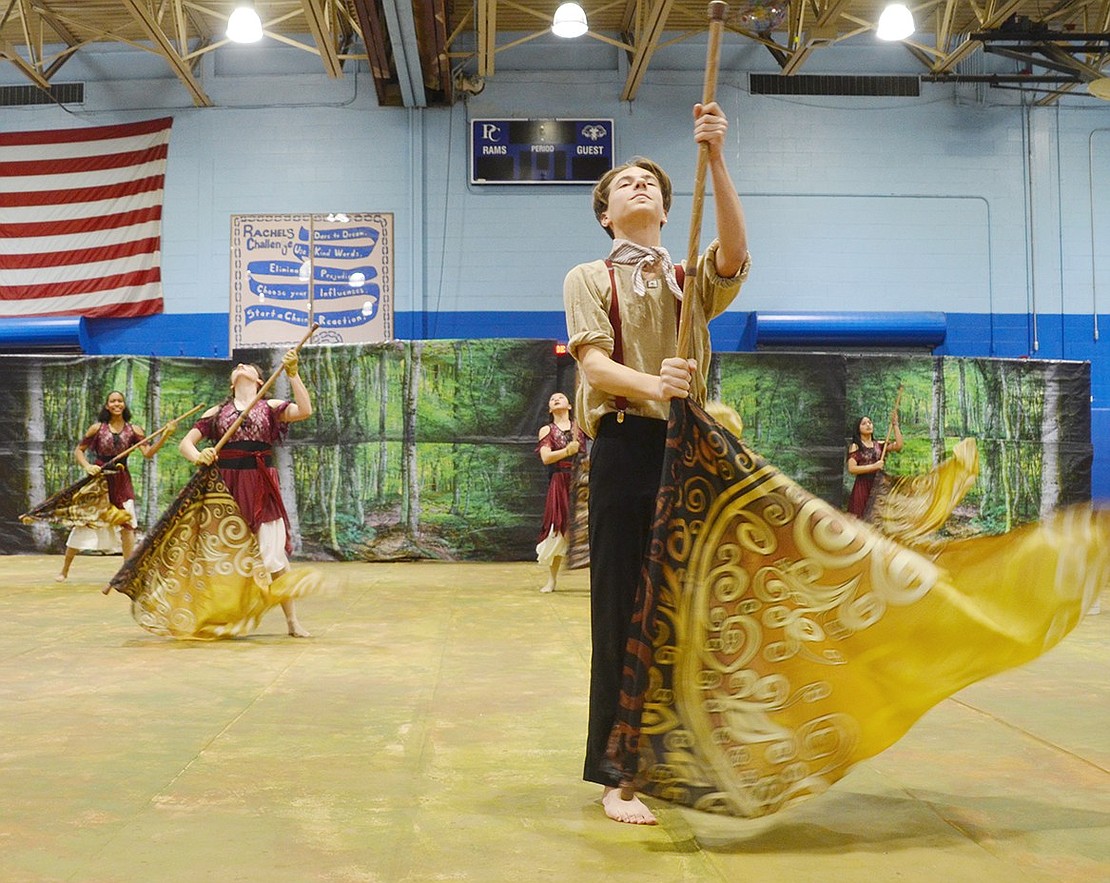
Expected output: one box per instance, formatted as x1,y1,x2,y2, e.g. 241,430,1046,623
276,349,313,423
886,419,904,453
693,101,748,278
138,422,176,458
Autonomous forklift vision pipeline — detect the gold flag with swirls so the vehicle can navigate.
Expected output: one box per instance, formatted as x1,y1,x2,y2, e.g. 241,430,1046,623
865,437,980,548
108,465,315,640
610,400,1109,819
20,472,131,529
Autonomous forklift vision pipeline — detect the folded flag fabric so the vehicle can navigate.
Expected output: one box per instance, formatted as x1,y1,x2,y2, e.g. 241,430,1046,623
606,399,1110,818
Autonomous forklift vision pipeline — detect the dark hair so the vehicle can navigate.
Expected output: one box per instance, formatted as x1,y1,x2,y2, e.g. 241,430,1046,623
98,391,132,424
591,157,673,240
849,416,869,454
548,391,572,415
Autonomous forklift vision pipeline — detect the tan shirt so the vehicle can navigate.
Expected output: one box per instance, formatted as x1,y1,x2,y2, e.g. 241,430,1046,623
564,239,750,438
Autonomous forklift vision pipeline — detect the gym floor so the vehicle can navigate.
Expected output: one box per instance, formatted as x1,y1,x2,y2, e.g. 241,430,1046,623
2,557,1107,882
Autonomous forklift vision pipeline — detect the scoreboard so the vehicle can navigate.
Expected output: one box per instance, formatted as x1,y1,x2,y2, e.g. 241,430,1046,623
470,119,614,185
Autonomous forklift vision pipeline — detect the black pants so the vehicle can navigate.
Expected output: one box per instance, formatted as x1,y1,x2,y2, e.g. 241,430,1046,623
583,412,668,786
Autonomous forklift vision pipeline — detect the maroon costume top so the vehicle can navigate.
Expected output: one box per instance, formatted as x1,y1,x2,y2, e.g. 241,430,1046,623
78,423,144,508
537,421,588,541
193,399,292,551
846,440,885,518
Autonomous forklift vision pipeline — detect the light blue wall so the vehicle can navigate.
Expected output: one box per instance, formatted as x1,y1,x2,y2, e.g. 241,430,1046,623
1,37,1108,495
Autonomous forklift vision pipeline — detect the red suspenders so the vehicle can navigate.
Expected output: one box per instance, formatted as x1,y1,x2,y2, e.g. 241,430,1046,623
604,259,684,423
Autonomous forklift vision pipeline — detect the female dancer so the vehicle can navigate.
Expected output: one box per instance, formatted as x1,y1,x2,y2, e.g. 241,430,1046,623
846,413,903,518
178,351,312,637
536,392,587,593
57,391,173,581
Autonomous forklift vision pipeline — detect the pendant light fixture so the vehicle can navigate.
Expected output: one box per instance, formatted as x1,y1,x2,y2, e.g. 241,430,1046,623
227,3,264,43
552,2,589,38
876,3,915,41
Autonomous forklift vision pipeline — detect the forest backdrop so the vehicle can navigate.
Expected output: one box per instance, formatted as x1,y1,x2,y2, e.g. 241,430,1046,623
0,343,1092,560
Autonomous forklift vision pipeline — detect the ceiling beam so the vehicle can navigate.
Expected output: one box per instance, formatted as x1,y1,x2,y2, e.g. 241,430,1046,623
935,0,959,52
985,44,1083,74
782,0,851,75
622,0,675,101
381,0,427,106
18,0,81,79
12,0,40,74
0,35,49,88
300,0,344,78
1099,0,1110,29
786,0,807,58
119,0,211,106
415,0,452,103
1038,42,1106,79
15,0,34,56
171,0,190,57
350,0,404,107
620,0,639,32
931,0,1024,73
974,26,1109,87
477,0,497,78
905,43,937,66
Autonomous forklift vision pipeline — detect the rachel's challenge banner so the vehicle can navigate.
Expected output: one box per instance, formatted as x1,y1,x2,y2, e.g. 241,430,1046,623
230,213,394,349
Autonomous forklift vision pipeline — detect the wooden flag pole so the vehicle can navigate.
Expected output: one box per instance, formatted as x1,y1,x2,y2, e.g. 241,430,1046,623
99,403,206,470
677,0,729,361
881,384,904,456
212,323,319,457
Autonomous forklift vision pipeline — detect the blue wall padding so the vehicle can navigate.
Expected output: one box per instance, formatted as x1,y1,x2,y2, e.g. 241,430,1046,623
754,312,947,348
85,314,229,357
0,317,90,351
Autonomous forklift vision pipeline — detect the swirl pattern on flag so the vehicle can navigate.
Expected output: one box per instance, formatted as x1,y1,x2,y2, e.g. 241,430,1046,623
109,465,318,640
19,472,131,529
607,400,1110,818
865,436,980,549
0,117,171,318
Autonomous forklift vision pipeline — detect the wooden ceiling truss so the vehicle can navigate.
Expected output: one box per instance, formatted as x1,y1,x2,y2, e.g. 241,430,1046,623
0,0,1104,108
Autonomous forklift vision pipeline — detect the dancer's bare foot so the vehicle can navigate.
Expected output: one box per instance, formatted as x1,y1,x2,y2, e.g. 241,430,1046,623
278,597,311,637
602,786,657,825
540,581,555,593
287,621,311,638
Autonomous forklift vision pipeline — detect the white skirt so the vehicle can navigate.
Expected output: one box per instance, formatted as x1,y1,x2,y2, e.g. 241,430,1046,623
536,525,568,568
258,518,290,574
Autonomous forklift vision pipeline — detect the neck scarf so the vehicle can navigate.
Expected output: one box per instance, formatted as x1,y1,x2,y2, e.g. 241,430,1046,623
607,239,684,299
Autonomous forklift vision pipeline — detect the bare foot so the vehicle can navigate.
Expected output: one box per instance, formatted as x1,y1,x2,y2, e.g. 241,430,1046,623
602,787,657,825
287,622,311,638
540,581,555,593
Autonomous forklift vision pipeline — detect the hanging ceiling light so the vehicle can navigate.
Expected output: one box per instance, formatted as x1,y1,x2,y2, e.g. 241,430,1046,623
876,3,915,41
227,3,264,43
1088,78,1110,101
552,2,589,38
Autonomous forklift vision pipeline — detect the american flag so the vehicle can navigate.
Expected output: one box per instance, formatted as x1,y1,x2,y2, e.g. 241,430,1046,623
0,117,172,318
